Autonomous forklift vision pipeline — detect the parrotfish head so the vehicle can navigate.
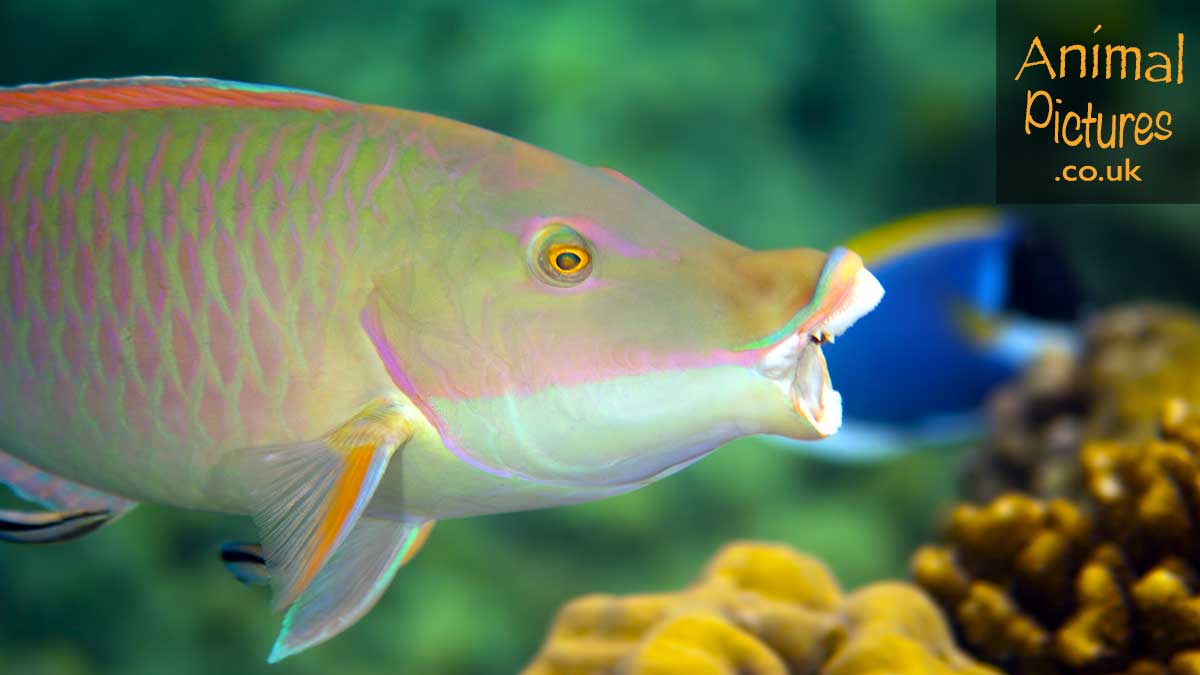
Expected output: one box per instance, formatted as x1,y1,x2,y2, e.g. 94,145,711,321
365,139,883,488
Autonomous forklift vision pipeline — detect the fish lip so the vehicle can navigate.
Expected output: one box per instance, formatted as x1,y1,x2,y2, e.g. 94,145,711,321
753,252,884,437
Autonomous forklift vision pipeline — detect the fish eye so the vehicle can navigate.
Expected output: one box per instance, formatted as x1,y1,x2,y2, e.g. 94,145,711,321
529,224,594,286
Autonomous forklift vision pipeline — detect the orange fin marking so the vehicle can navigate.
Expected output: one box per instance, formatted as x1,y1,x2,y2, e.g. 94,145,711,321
400,521,436,566
0,78,354,122
237,395,413,612
292,444,377,600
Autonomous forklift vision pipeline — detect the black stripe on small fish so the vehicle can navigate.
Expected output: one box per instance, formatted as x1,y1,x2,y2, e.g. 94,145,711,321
0,509,111,543
220,541,266,565
220,541,270,586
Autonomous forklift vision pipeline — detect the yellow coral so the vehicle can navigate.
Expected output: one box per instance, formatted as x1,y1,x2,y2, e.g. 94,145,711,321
524,542,999,675
624,612,789,675
825,583,997,675
1054,545,1130,668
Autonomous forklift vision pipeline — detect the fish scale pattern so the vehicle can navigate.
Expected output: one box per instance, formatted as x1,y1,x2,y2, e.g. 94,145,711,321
0,104,407,500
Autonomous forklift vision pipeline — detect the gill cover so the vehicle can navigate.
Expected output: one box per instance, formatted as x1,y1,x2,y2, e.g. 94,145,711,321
363,210,734,483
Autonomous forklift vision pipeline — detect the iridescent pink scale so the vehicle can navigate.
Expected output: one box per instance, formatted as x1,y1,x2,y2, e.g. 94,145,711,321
74,138,96,195
109,131,129,197
217,128,249,188
255,127,286,189
206,300,238,383
179,127,208,189
111,245,132,319
8,230,24,319
42,217,60,317
27,307,48,372
213,229,243,316
173,309,199,390
9,146,31,206
42,137,63,200
143,128,171,194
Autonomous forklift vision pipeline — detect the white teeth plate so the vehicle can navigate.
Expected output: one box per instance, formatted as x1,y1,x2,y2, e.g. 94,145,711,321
821,268,884,339
756,267,883,435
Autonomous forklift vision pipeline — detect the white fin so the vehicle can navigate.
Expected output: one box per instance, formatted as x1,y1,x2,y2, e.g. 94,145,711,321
238,397,415,610
268,518,435,662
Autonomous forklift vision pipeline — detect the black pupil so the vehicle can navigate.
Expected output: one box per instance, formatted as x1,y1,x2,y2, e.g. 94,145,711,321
555,251,582,271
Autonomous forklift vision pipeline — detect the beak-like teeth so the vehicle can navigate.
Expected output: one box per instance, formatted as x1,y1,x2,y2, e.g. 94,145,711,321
756,265,883,437
821,268,884,340
790,339,842,436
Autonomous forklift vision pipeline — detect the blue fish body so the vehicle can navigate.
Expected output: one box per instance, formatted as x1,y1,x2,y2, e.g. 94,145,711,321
781,209,1080,460
827,214,1017,426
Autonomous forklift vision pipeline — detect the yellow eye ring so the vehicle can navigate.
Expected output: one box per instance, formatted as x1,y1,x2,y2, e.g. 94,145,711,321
547,244,590,276
529,223,594,286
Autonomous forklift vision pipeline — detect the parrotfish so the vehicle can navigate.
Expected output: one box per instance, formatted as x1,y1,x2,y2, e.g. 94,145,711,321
787,208,1080,460
0,77,884,661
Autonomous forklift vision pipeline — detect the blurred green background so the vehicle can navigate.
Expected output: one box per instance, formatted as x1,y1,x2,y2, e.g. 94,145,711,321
0,2,1197,674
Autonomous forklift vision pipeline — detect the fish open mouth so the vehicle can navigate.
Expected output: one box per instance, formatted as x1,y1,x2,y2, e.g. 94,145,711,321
755,249,884,437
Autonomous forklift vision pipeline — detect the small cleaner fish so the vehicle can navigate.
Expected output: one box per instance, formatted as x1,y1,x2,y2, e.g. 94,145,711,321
0,77,883,661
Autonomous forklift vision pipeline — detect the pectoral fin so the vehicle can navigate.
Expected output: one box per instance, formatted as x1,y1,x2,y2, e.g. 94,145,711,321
236,397,415,610
268,518,435,662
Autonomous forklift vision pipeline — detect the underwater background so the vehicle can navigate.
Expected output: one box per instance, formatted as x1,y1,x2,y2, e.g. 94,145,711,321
1,2,1198,674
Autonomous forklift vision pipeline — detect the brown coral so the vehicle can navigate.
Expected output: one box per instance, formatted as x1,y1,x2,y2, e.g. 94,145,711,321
523,541,998,675
963,304,1200,503
916,305,1200,674
961,348,1087,503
